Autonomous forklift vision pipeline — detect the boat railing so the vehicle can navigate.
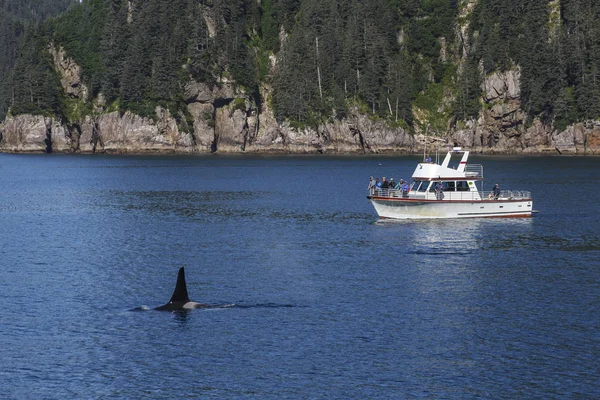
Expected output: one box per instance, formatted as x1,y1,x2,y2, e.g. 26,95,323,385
465,164,483,178
369,188,532,200
369,188,410,198
481,190,532,200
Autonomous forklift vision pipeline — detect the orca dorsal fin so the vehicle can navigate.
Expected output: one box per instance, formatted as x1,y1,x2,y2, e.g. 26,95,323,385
168,267,190,304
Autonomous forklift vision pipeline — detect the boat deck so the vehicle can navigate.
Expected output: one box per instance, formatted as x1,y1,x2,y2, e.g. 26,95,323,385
368,188,532,202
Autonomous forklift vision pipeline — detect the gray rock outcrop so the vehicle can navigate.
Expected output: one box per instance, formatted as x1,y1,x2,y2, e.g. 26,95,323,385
0,115,70,153
48,43,88,102
450,69,600,154
1,62,599,155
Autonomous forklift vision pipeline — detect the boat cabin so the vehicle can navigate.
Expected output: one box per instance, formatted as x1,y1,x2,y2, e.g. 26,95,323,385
409,147,483,200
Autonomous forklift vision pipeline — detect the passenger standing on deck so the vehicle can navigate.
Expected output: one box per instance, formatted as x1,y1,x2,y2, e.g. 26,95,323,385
389,178,396,195
401,181,409,197
435,182,444,200
493,184,500,200
396,179,404,190
367,176,375,192
381,177,389,196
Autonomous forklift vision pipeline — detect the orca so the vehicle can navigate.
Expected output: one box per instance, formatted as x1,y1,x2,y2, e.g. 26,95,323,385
154,267,208,311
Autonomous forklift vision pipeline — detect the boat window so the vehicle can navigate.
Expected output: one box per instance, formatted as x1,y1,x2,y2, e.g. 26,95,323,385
456,181,469,191
445,181,455,191
415,181,430,192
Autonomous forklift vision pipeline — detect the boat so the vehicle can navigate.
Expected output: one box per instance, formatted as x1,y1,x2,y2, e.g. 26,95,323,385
367,147,533,219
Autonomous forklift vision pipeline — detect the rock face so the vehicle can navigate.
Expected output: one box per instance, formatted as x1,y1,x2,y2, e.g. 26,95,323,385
451,69,600,154
48,43,88,101
1,57,599,154
0,115,70,152
78,108,195,153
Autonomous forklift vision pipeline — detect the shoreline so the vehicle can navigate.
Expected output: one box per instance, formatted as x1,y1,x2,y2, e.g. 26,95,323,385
1,149,598,157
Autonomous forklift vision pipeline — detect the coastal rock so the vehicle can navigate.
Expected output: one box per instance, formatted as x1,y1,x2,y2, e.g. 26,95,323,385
187,102,215,151
48,43,88,101
184,81,214,103
184,79,248,153
79,108,195,153
3,71,600,155
184,80,236,104
245,84,287,152
483,70,520,102
451,113,600,154
0,114,69,152
552,121,600,154
214,105,248,153
246,103,413,154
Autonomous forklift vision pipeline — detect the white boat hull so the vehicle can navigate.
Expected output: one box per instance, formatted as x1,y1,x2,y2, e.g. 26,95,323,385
368,197,533,219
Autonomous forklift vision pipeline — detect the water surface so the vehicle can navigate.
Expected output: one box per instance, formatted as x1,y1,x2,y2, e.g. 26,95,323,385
0,154,598,398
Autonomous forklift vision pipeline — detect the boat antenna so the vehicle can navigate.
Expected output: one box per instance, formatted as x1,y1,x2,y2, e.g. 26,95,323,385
423,124,428,162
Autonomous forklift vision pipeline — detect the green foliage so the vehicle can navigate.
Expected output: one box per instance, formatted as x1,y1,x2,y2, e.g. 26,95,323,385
466,0,600,125
232,98,247,113
51,0,107,96
553,87,579,132
405,0,459,61
453,58,481,120
0,0,76,120
9,24,64,118
2,0,600,134
260,0,280,53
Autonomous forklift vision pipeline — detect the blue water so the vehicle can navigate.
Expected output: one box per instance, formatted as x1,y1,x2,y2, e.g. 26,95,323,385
0,153,598,399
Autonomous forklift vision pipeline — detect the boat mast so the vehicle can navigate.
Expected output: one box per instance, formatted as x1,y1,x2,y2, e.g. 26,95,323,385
423,125,428,162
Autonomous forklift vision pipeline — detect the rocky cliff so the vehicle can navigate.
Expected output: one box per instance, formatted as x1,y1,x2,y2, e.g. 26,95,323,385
1,42,599,155
451,69,600,155
0,54,419,154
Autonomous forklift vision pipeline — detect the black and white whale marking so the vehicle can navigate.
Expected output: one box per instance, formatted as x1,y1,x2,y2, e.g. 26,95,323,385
154,267,208,311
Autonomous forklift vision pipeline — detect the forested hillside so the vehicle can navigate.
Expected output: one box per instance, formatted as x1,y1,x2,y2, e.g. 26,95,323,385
1,0,600,152
0,0,76,121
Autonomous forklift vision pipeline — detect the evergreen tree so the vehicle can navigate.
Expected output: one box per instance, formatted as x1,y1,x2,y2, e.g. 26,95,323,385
101,0,129,102
10,24,63,117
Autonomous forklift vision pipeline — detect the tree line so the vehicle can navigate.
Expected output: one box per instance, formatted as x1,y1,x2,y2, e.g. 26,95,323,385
1,0,600,133
0,0,76,121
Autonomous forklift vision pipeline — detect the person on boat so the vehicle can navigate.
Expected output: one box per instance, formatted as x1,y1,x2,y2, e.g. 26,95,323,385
488,184,501,199
394,179,403,191
425,155,432,163
374,178,381,194
389,178,396,194
381,177,389,189
435,181,444,200
381,177,389,196
367,176,375,191
401,181,409,197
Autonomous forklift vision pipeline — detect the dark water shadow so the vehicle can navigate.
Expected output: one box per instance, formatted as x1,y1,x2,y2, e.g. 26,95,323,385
412,249,473,256
129,303,299,312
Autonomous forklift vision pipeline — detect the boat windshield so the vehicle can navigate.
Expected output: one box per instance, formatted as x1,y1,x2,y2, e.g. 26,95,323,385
412,180,430,192
442,180,470,191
